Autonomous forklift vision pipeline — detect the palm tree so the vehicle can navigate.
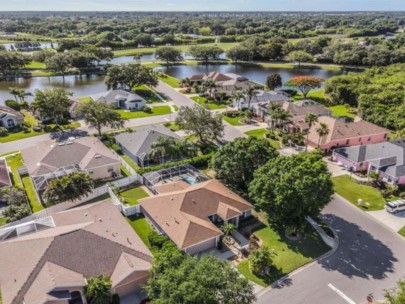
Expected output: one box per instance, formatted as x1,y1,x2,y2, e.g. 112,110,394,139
272,108,292,130
243,85,256,110
202,79,216,98
304,113,319,151
8,87,20,102
232,88,245,110
267,103,282,130
316,122,330,147
175,140,196,159
86,275,112,304
221,223,236,243
149,136,177,164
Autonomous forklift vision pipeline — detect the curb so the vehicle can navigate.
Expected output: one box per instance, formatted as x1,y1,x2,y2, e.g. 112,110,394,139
255,220,339,298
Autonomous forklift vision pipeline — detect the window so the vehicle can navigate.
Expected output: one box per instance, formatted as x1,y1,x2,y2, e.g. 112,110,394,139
107,167,114,172
6,119,15,128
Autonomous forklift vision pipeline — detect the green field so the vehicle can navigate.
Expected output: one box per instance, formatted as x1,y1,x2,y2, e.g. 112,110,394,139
25,61,46,69
332,175,386,210
237,214,329,286
120,187,149,206
191,96,227,110
116,105,172,119
221,115,245,126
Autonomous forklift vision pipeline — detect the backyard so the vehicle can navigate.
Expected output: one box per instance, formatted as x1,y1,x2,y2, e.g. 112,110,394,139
119,186,149,206
237,213,329,286
116,105,172,119
126,214,155,251
245,129,281,150
190,96,228,110
332,175,386,210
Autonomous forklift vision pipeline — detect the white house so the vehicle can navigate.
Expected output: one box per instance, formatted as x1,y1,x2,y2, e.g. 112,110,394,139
233,90,291,110
91,89,147,111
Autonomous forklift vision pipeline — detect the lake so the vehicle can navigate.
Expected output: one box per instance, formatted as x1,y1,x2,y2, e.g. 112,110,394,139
0,64,342,103
2,42,58,51
108,52,227,64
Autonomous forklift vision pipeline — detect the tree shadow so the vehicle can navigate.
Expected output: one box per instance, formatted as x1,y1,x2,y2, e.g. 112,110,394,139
319,213,397,280
49,129,88,141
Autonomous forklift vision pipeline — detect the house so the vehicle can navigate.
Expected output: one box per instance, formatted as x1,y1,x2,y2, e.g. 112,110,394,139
0,200,153,304
68,96,83,119
115,124,183,167
188,71,256,98
139,179,253,255
333,139,405,185
0,159,11,188
307,116,389,151
91,89,147,111
0,105,23,129
234,89,291,111
21,137,121,191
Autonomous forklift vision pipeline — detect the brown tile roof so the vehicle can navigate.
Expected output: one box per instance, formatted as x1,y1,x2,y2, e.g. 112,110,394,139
0,159,11,188
139,180,253,250
282,100,331,122
0,200,152,304
308,116,389,146
21,137,120,176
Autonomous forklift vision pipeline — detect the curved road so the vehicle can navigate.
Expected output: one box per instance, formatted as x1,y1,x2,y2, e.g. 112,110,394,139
257,195,405,304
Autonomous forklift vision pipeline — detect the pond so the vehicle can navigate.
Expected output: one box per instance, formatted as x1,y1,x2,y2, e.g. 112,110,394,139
0,63,342,104
2,42,58,51
108,52,227,64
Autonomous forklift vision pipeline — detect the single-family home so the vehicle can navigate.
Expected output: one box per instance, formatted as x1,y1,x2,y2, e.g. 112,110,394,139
91,89,147,111
0,200,153,304
0,159,11,188
307,116,389,151
189,71,257,98
233,90,291,110
115,124,183,167
333,139,405,185
68,96,83,119
21,137,121,191
0,105,23,129
139,179,253,255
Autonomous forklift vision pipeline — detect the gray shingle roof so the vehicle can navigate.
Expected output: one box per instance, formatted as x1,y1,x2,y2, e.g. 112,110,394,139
114,124,182,159
91,89,145,104
334,139,405,177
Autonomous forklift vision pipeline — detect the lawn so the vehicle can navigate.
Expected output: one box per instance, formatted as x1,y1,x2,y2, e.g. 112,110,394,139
0,217,6,227
134,85,165,103
237,215,329,286
25,61,46,69
332,175,386,210
121,155,140,171
293,89,328,105
221,115,245,126
5,153,44,212
245,129,281,150
78,96,92,103
329,105,356,118
116,105,172,119
158,74,180,88
191,96,228,110
120,187,149,206
399,226,405,237
126,214,154,250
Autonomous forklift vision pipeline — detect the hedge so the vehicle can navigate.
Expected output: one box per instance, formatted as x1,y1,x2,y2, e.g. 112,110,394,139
136,153,213,175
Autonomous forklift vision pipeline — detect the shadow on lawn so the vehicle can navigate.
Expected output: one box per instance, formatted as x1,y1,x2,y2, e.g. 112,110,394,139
319,214,397,280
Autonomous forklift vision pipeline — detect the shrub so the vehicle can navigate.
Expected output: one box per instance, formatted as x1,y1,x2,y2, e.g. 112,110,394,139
143,105,152,113
148,231,170,249
5,100,20,111
0,127,9,137
21,121,31,128
33,125,43,132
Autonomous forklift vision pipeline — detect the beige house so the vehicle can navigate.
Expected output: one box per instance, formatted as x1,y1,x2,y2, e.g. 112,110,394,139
139,179,253,255
0,200,153,304
21,137,121,191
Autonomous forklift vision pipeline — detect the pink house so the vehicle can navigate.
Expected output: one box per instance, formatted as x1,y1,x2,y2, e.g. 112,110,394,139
332,139,405,185
307,116,389,151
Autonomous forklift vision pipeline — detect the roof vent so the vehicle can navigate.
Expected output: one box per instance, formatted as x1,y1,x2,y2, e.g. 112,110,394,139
95,155,102,158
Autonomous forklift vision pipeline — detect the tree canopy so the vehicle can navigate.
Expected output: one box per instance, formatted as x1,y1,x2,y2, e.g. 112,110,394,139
145,243,255,304
155,46,183,65
211,137,278,191
249,153,334,232
105,63,158,90
385,279,405,304
86,275,112,304
188,45,224,64
285,76,324,98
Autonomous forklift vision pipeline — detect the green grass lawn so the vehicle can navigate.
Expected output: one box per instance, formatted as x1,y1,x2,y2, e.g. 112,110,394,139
25,61,46,69
329,105,356,118
120,187,149,206
293,89,328,105
237,215,329,286
78,96,92,103
126,214,154,251
5,153,44,212
121,155,140,171
399,226,405,237
134,85,165,103
158,74,180,88
221,115,245,126
245,129,281,150
116,105,172,119
332,175,386,210
191,96,228,110
0,217,6,227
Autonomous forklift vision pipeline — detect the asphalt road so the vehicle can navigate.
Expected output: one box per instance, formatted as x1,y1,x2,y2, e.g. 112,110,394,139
257,195,405,304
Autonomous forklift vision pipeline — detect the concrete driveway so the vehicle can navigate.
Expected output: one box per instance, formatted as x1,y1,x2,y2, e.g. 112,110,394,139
367,209,405,232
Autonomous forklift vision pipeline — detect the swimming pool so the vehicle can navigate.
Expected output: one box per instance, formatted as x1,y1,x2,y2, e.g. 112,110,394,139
182,176,198,185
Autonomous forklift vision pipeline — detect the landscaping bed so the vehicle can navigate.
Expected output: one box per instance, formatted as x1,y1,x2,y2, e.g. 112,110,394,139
332,175,386,210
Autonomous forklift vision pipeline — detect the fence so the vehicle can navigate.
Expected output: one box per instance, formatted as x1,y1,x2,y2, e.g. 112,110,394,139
112,150,138,176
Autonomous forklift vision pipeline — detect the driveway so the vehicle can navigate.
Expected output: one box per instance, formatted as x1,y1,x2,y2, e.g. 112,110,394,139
256,195,405,304
367,209,405,232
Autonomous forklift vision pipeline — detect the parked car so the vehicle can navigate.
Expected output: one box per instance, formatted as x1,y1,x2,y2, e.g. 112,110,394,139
385,200,405,213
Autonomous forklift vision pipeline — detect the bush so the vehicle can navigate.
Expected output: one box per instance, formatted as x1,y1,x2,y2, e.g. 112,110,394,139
5,100,20,111
33,125,43,132
148,231,170,249
143,105,152,113
21,121,31,128
0,127,9,137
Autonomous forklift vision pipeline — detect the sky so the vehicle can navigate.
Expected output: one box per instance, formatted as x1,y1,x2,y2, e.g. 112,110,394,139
1,0,405,11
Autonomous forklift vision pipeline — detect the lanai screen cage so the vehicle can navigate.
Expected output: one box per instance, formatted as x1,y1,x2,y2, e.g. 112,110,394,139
143,164,208,193
32,164,83,191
